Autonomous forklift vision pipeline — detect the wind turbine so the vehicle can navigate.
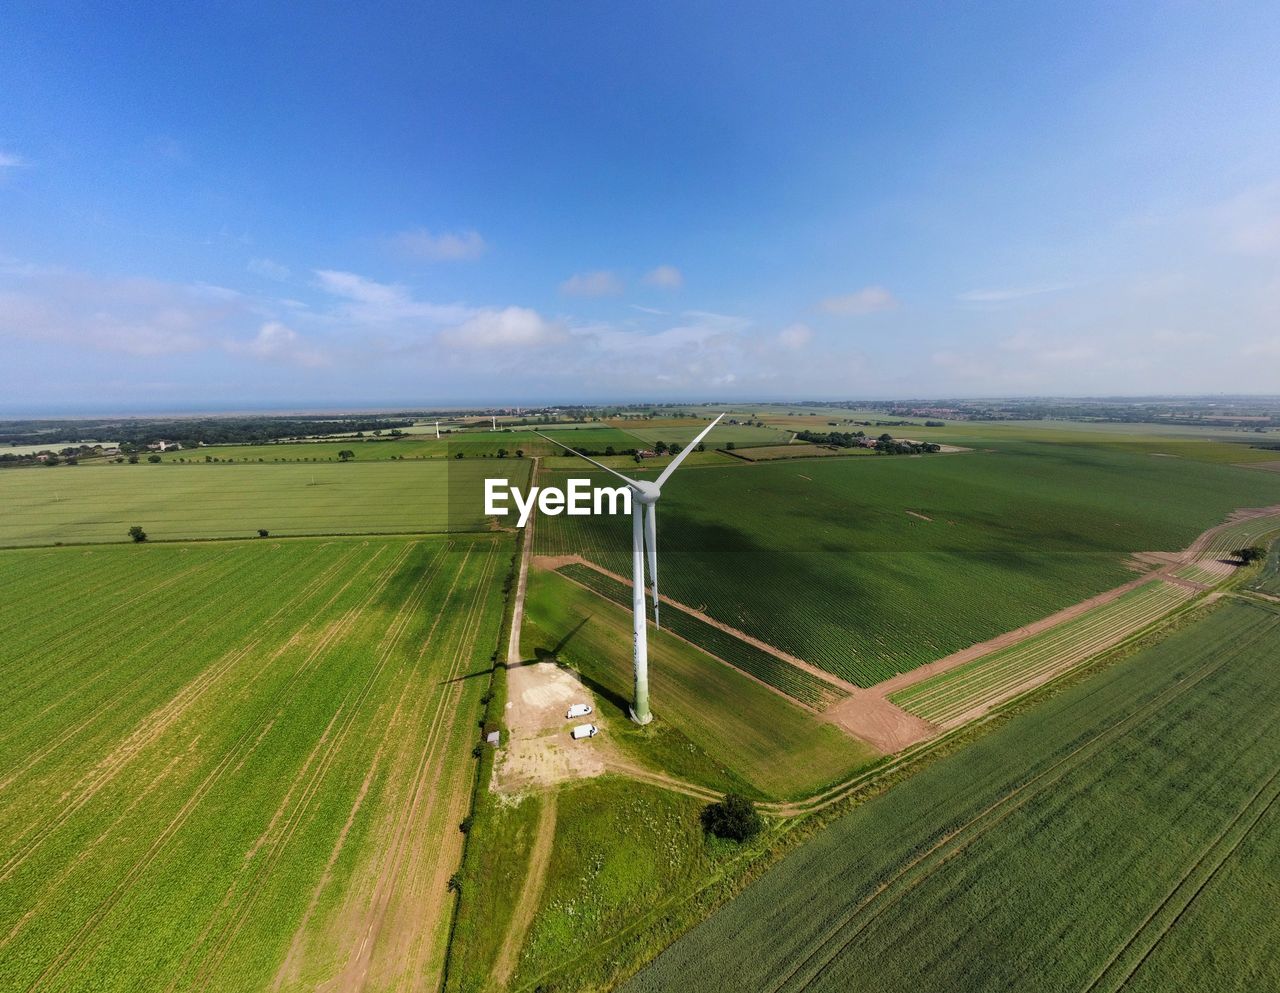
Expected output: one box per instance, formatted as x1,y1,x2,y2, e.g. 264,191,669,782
534,414,723,724
435,420,441,439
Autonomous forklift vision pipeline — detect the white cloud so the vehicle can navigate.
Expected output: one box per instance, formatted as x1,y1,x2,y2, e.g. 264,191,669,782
560,270,624,297
392,227,487,261
643,265,684,289
778,323,813,349
0,152,25,169
819,286,898,316
314,269,473,324
957,283,1071,303
247,257,291,281
629,304,669,315
0,269,240,356
437,307,566,349
231,321,328,367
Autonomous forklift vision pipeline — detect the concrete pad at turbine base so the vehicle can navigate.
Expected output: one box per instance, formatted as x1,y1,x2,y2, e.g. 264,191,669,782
494,660,610,791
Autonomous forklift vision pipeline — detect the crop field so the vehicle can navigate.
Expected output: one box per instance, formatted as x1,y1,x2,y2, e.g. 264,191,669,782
610,420,793,449
0,459,530,546
627,599,1280,993
1172,511,1280,585
0,533,512,992
727,444,875,462
156,427,643,462
522,569,875,799
890,580,1198,726
537,443,1280,685
555,562,847,709
1250,541,1280,595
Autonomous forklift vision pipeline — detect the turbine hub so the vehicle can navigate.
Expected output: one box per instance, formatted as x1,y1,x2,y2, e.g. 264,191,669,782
632,480,661,505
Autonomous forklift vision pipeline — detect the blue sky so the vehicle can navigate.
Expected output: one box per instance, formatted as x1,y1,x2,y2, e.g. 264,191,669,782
2,2,1279,413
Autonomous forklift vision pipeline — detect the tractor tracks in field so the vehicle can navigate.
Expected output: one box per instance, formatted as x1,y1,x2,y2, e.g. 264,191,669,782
0,544,367,879
177,541,441,991
760,637,1249,993
15,544,404,992
1081,749,1280,993
327,542,502,993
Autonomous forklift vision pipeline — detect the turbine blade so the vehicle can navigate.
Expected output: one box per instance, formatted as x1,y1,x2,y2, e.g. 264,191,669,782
531,430,640,488
655,413,725,488
644,502,660,629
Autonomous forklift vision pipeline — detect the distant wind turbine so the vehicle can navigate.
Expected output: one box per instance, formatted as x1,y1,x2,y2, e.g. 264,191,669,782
535,414,723,723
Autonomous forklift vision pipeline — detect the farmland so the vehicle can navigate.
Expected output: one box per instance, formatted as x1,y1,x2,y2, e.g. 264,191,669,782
537,441,1280,685
1171,511,1280,585
889,579,1198,726
0,459,530,546
555,562,848,709
626,598,1280,993
152,421,775,465
0,533,513,991
1251,541,1280,595
521,568,875,799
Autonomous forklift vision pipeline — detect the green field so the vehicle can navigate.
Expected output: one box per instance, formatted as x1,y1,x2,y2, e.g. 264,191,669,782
522,569,875,799
608,419,793,449
1251,540,1280,595
0,534,513,991
510,779,734,992
626,599,1280,992
537,441,1280,685
556,562,847,709
890,579,1198,726
152,422,770,464
0,459,530,546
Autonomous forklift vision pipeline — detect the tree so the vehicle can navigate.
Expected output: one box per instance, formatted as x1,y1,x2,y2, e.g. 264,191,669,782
515,449,524,458
257,529,269,538
147,454,162,463
455,451,465,459
725,442,736,451
701,794,762,842
338,450,355,461
497,448,508,459
654,441,669,455
128,525,147,543
44,455,61,466
1237,546,1267,564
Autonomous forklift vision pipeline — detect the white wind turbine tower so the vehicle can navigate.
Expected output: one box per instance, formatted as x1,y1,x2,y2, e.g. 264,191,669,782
535,414,723,724
435,420,440,439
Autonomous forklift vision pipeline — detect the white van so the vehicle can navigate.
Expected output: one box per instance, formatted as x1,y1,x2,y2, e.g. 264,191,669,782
570,723,599,740
566,703,593,719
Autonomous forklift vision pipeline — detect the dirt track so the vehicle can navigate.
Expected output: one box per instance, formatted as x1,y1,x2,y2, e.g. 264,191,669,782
489,796,558,986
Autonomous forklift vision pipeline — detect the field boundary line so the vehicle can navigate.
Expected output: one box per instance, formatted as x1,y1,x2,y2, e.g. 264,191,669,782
534,554,859,696
551,564,831,716
512,607,1250,993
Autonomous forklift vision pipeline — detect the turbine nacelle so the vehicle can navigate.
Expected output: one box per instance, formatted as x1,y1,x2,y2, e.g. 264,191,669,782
631,480,661,505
